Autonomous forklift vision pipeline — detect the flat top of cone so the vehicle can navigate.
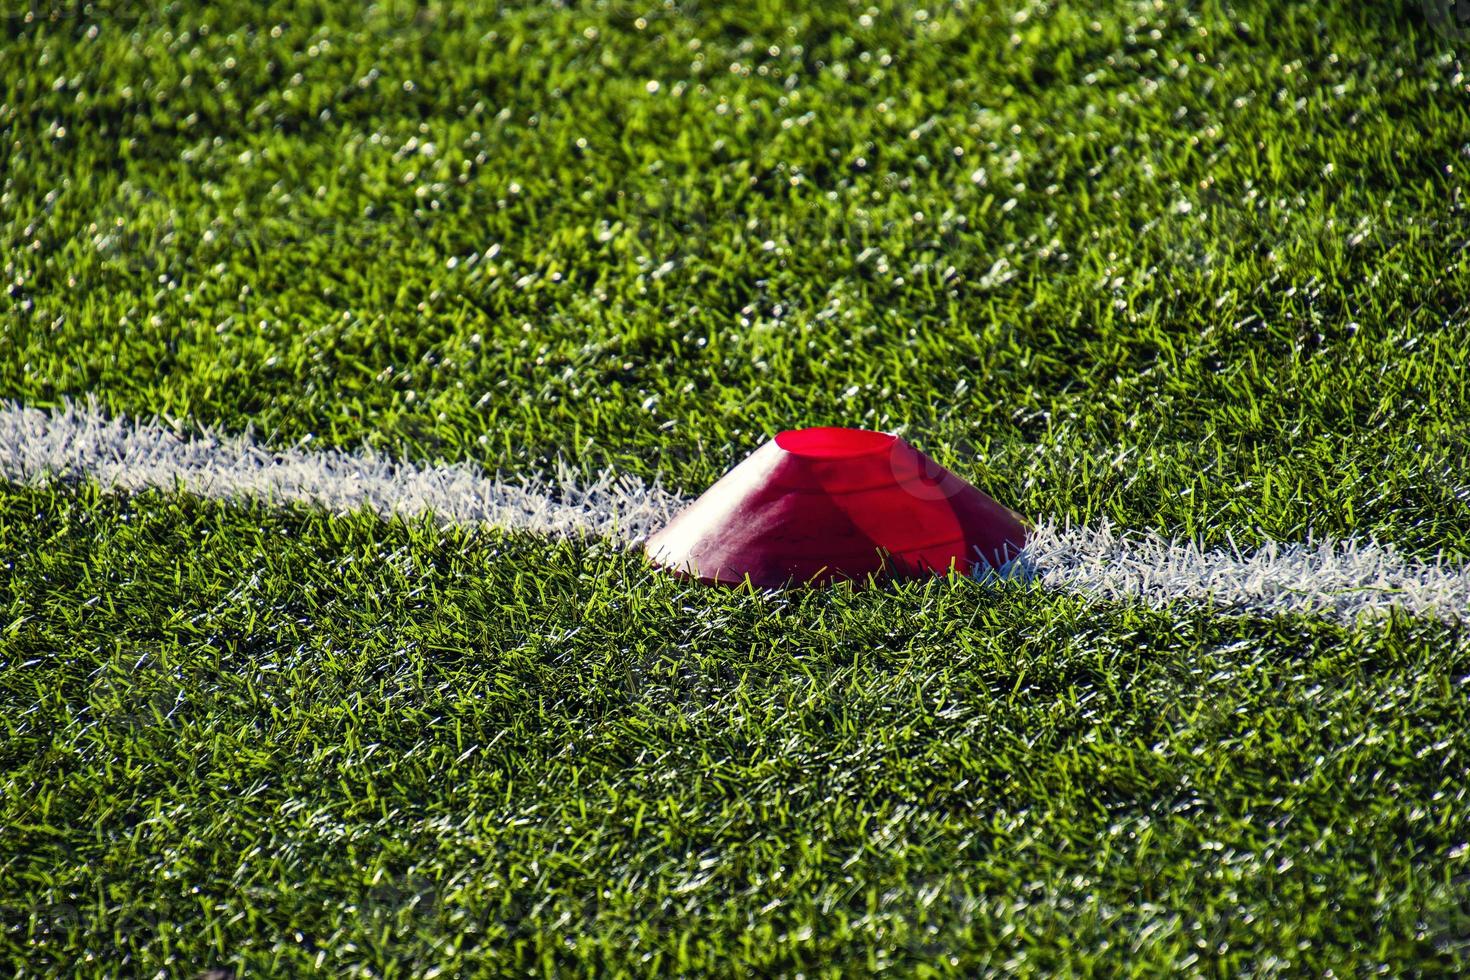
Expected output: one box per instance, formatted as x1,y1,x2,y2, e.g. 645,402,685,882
773,426,896,459
646,427,1027,588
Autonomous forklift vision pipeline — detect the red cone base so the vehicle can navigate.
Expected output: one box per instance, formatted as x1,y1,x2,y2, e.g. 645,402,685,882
645,427,1026,588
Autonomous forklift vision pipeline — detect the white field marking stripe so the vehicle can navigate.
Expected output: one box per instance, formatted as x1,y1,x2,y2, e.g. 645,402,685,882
1,400,1467,624
0,400,684,543
1013,524,1469,624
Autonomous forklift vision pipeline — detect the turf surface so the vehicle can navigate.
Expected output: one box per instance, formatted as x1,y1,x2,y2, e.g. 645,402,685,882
5,487,1470,974
3,0,1470,974
5,0,1469,552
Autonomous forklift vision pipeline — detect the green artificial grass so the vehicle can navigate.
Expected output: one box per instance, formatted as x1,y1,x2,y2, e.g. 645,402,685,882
3,486,1469,975
2,0,1468,552
4,0,1470,974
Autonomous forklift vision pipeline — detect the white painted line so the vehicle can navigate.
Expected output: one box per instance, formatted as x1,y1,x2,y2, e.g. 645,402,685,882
0,400,683,543
2,401,1466,623
1010,523,1470,624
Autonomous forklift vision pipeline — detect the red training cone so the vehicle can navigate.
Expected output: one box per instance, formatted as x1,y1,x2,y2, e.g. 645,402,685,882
645,427,1026,588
